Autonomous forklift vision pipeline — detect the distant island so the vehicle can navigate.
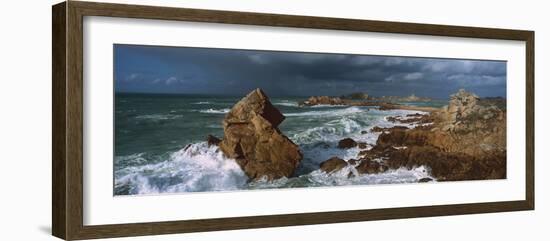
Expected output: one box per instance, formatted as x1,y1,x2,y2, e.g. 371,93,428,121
298,93,437,112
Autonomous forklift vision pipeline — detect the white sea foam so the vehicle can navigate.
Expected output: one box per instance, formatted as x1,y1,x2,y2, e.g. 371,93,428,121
309,104,346,108
116,107,434,195
114,142,248,195
306,165,432,186
274,100,299,107
199,108,230,114
248,165,433,189
114,153,149,167
285,106,364,117
135,114,183,120
192,101,211,104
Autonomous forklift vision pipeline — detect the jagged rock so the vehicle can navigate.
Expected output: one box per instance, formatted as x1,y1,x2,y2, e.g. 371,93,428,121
219,88,302,180
347,159,359,165
370,126,385,132
383,145,506,181
358,142,368,149
356,159,388,174
301,96,345,106
387,114,428,124
437,89,504,132
320,157,347,173
357,89,507,182
206,134,221,146
371,126,408,133
338,138,358,149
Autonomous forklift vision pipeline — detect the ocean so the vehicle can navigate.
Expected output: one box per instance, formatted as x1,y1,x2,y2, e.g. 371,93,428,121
114,93,446,195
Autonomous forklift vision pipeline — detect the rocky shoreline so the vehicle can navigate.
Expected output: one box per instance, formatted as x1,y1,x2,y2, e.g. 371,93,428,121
319,89,506,182
209,88,506,184
299,95,439,112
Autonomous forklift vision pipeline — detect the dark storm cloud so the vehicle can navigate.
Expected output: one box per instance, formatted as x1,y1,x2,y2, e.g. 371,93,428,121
114,44,506,99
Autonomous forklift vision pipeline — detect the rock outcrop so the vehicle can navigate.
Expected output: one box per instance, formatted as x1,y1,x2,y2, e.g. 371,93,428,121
356,159,388,174
437,89,505,132
219,88,303,180
357,89,507,181
299,95,438,112
319,157,348,173
300,96,345,106
206,134,221,146
337,138,358,149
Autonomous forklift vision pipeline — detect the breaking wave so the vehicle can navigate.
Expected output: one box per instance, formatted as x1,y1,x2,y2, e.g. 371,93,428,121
198,108,231,114
115,106,433,195
285,106,364,117
248,165,432,189
273,100,299,107
114,142,248,195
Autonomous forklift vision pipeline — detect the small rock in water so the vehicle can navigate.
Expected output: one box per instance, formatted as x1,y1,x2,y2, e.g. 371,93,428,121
356,159,388,174
358,142,368,149
338,138,358,149
347,158,359,165
206,134,221,147
418,177,433,183
320,157,348,173
370,126,385,132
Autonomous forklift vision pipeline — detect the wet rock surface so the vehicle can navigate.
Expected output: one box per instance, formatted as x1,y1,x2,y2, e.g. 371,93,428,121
206,134,221,146
338,138,358,149
358,89,506,181
319,157,348,173
219,88,303,180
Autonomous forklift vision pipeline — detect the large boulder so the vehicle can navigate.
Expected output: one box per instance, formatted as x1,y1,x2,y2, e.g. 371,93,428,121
440,89,480,124
438,89,502,131
219,88,303,180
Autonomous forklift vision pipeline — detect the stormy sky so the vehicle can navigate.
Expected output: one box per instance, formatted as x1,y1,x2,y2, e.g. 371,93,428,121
114,44,506,99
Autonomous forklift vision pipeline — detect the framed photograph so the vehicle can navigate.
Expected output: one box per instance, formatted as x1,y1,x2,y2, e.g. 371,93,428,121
52,1,534,240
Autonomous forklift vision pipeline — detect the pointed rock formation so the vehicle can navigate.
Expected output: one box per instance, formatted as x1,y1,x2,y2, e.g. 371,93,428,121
358,89,507,181
219,88,303,180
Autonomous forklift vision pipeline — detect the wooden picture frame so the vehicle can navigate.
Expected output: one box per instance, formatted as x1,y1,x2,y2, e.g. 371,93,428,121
52,1,534,240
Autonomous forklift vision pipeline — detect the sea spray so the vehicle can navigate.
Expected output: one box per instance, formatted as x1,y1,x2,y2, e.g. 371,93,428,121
114,142,248,195
115,94,435,195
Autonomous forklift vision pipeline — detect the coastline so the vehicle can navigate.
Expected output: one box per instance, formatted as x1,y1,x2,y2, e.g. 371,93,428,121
319,89,507,182
113,89,506,195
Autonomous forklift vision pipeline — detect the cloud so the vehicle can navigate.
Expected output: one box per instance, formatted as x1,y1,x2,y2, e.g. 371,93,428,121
122,73,141,82
114,44,507,98
165,76,178,85
404,72,424,80
448,74,505,86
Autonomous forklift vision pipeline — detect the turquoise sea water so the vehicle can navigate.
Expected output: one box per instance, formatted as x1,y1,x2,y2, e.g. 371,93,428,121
114,93,443,195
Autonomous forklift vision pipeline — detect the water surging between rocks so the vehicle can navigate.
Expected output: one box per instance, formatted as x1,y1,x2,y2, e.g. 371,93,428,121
114,106,433,195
